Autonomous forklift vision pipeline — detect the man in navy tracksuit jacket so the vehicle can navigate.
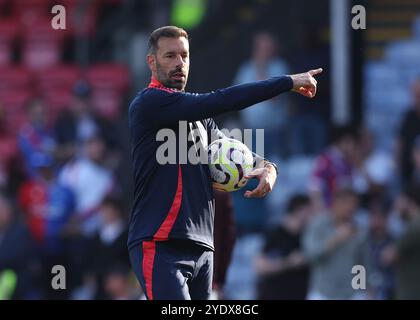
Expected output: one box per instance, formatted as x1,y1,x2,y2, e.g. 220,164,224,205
128,26,322,300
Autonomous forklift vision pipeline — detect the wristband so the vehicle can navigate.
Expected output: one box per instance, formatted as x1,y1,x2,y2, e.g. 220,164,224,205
264,161,278,176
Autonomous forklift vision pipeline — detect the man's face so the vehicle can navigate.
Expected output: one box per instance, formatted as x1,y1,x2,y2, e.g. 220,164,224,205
148,37,190,90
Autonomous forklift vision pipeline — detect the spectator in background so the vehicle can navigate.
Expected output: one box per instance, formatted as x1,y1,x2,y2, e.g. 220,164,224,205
86,196,129,299
255,194,312,299
308,125,358,211
103,265,144,300
290,27,329,156
58,135,115,297
352,128,395,208
55,81,100,148
233,31,290,158
397,78,420,184
59,135,115,236
384,185,420,300
365,198,395,300
231,32,290,230
54,81,121,166
303,189,367,300
18,154,75,253
18,98,56,178
212,191,236,299
18,154,75,299
0,193,39,299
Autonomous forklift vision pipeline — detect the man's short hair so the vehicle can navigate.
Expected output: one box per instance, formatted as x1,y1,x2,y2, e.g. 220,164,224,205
148,26,189,54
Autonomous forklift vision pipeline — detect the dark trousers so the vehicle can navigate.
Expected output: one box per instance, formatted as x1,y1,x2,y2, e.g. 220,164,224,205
129,239,213,300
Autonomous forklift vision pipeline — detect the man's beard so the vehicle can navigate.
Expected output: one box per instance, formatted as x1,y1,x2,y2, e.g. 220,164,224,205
156,63,187,91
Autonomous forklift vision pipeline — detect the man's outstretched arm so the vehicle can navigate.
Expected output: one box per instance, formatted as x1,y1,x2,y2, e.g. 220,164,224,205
141,68,323,126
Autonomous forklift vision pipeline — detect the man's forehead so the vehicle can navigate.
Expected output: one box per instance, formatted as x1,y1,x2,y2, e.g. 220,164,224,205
157,36,189,53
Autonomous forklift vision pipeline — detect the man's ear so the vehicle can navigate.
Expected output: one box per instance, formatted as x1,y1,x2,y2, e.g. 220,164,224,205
147,54,156,73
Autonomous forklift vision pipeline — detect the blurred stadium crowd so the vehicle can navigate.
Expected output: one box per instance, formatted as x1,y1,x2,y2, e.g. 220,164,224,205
1,0,420,300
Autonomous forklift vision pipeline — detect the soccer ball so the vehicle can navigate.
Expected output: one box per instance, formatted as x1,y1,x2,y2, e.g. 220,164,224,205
207,138,254,192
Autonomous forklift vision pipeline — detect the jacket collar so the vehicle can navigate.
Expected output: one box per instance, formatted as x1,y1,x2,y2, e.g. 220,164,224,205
148,78,180,93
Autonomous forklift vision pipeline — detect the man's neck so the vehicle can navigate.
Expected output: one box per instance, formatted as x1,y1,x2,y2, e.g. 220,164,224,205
148,78,178,92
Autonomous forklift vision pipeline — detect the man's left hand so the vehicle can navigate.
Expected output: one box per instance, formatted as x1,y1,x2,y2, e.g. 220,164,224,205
244,164,277,198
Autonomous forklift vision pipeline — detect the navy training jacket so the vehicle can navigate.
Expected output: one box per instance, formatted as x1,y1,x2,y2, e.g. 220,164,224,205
127,76,293,251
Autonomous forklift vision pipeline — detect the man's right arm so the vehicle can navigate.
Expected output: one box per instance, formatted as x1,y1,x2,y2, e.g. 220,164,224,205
141,76,292,126
139,69,322,126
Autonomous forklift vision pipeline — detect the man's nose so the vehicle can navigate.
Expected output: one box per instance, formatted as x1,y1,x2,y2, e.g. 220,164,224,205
175,54,185,67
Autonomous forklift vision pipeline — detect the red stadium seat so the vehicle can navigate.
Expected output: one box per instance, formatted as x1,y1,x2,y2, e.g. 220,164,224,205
20,15,64,70
12,0,52,17
86,64,130,119
43,87,73,115
37,64,82,91
55,0,99,37
92,90,122,120
0,18,19,66
91,89,122,119
0,42,13,66
0,89,34,112
0,0,8,13
13,0,52,9
0,66,34,93
0,18,19,42
0,136,18,166
0,89,34,133
22,41,61,70
21,15,64,42
86,64,130,93
56,0,90,7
